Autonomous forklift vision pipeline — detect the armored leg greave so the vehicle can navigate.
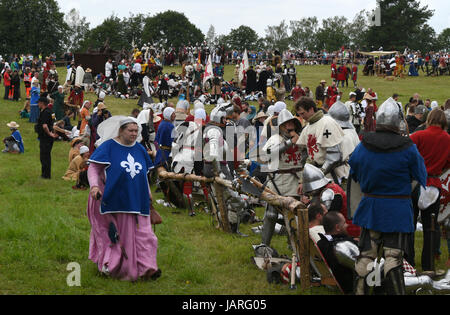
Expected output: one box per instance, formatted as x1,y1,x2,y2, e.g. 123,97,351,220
261,205,278,246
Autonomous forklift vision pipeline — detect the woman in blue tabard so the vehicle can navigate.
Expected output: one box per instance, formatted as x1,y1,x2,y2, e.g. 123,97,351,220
86,117,160,281
154,107,176,169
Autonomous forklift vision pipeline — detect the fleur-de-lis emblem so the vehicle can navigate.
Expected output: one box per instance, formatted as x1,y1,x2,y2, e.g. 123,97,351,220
120,153,142,179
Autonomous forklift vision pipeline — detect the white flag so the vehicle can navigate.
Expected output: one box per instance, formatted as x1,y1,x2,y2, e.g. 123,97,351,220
239,49,249,83
203,54,213,87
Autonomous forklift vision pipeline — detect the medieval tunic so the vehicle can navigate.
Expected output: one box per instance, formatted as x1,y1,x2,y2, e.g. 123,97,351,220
349,132,427,233
339,127,360,180
51,91,65,121
297,111,345,179
87,139,158,281
62,154,87,181
263,133,302,196
172,121,203,174
154,119,175,168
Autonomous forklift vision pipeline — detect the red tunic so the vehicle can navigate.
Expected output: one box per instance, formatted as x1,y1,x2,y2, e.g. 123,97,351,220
331,63,337,79
68,89,84,106
326,183,361,238
410,126,450,188
326,86,337,107
351,66,358,81
3,72,11,86
291,86,305,102
336,66,347,81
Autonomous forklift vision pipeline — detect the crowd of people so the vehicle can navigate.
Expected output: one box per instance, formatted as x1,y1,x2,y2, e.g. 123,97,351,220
2,44,450,294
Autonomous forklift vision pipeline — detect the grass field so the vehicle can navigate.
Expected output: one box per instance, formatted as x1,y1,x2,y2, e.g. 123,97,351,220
0,64,449,295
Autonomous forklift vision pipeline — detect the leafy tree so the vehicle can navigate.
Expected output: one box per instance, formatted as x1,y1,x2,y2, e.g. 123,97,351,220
224,25,259,51
64,8,90,52
347,10,370,50
0,0,69,55
436,28,450,51
315,16,350,52
122,13,149,50
79,15,129,52
365,0,434,51
289,17,319,51
142,10,204,49
264,20,290,52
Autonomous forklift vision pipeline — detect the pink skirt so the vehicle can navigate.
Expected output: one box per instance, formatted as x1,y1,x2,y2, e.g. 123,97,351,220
87,196,159,281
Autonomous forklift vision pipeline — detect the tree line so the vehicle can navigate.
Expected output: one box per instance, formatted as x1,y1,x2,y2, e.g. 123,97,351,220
0,0,448,57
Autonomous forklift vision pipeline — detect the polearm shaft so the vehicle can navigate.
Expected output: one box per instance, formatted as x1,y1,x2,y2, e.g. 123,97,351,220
157,168,311,290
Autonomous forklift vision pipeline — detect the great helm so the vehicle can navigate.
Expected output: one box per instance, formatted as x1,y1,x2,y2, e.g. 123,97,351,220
376,97,404,131
328,100,353,129
302,163,331,194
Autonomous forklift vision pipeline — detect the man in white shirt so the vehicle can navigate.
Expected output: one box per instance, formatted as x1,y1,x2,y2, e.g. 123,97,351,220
105,59,113,80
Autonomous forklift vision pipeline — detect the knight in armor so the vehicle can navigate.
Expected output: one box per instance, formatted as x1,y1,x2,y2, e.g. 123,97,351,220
295,97,346,185
348,97,427,295
137,73,154,107
327,100,360,188
171,108,209,216
302,163,360,238
202,103,247,235
256,109,303,252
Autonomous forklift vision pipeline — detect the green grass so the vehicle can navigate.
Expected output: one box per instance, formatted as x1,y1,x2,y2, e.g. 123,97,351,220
0,64,448,295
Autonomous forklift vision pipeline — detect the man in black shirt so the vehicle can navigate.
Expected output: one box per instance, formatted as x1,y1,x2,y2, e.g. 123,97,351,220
36,95,57,178
406,105,426,134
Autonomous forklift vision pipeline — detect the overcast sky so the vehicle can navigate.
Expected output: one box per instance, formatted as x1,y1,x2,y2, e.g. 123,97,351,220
57,0,449,37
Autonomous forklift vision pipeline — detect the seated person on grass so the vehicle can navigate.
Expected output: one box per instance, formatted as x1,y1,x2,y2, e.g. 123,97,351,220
62,145,90,190
2,121,24,154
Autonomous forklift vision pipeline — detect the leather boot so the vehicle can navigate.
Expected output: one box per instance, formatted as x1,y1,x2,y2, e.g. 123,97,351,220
384,265,406,295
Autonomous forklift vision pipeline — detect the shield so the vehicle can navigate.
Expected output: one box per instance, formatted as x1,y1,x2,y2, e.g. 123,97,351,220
346,177,363,221
438,168,450,223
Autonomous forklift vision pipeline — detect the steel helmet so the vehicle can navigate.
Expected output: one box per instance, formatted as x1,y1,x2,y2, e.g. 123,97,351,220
277,109,302,132
328,100,353,129
376,97,404,131
302,163,331,194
